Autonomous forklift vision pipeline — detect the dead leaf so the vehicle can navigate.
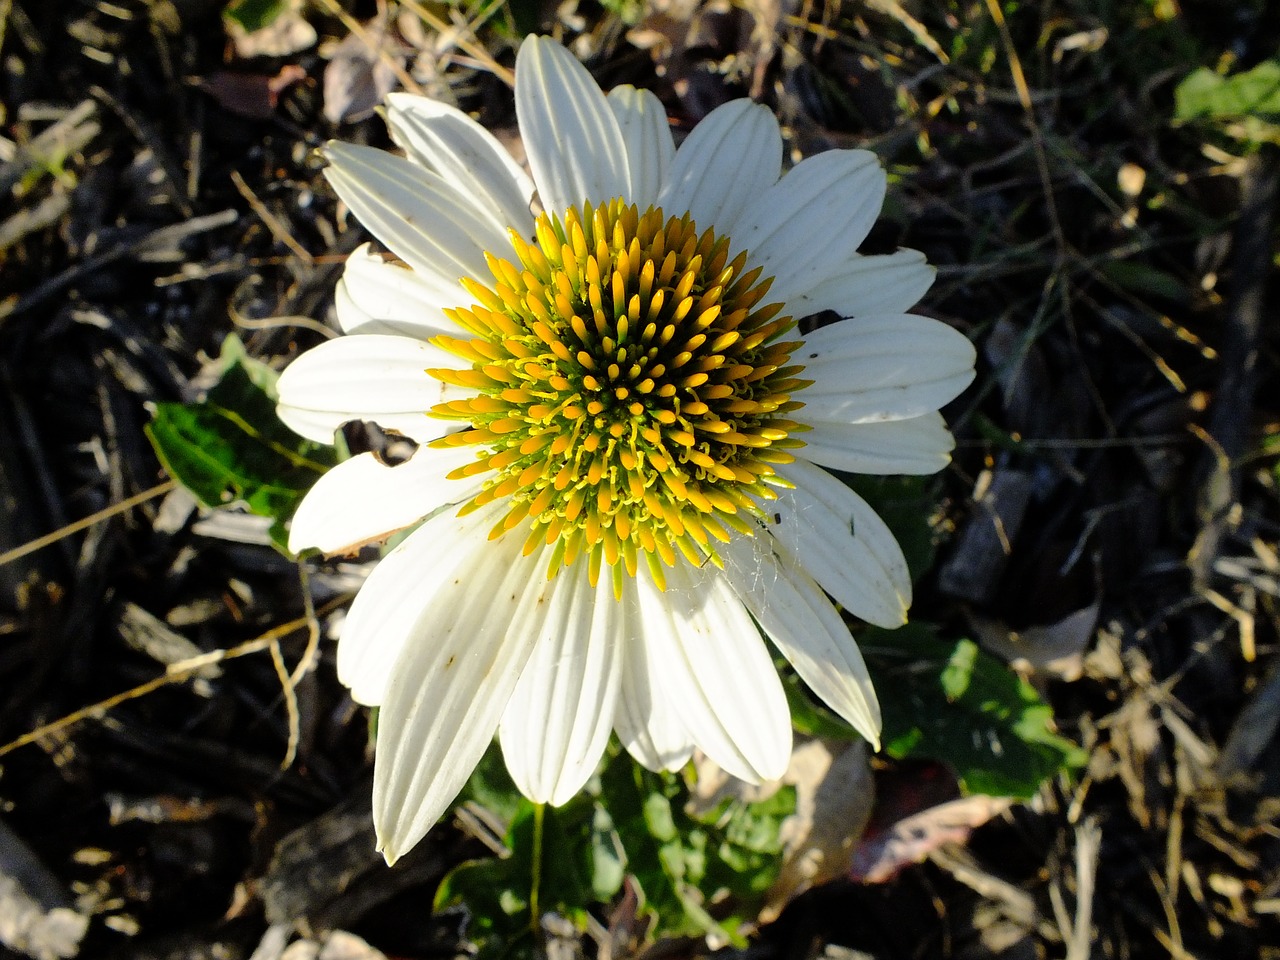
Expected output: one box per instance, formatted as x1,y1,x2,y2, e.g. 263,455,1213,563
0,820,88,960
937,468,1035,604
200,65,307,120
1217,663,1280,778
850,794,1013,884
323,24,402,125
969,600,1101,681
983,317,1054,438
762,740,874,921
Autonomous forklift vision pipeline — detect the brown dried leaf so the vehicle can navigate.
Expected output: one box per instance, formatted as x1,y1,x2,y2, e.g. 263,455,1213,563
969,600,1101,681
850,795,1013,884
323,26,402,125
762,740,874,921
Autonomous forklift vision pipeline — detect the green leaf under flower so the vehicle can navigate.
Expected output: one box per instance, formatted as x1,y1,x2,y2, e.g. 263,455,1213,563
437,745,794,957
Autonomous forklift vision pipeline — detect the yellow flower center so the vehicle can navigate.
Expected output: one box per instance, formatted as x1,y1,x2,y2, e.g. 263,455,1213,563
428,199,810,590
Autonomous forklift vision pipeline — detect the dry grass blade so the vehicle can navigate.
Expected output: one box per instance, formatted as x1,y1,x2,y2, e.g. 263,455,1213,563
0,481,175,569
0,598,347,759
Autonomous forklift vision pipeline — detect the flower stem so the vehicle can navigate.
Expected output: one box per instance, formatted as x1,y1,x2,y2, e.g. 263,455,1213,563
530,801,545,935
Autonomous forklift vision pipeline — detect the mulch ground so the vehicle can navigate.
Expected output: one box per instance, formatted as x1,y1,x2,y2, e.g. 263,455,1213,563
2,1,1279,958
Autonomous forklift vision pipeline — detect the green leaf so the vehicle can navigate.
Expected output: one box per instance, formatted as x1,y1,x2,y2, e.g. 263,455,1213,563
598,0,646,25
439,746,795,955
1173,61,1280,146
1180,60,1280,119
597,757,793,943
458,740,526,825
782,672,858,740
862,624,1087,798
434,799,598,959
1175,60,1280,121
145,335,337,551
224,0,290,33
1100,260,1189,304
940,638,977,701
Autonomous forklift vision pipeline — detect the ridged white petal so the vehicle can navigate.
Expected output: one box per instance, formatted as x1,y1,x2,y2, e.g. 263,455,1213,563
287,445,483,556
515,36,628,218
734,150,885,305
770,458,911,628
373,529,558,864
607,85,674,208
656,99,781,236
798,314,976,422
336,499,508,706
614,572,694,772
636,561,791,783
499,564,622,804
802,412,955,475
788,250,936,319
335,244,462,338
324,142,507,287
720,534,881,747
384,92,536,230
276,334,468,444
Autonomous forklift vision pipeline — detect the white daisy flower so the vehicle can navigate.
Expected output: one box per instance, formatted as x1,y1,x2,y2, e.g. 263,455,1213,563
277,36,975,864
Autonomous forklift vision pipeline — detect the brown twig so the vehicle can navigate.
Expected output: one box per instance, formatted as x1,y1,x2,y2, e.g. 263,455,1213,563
229,169,314,265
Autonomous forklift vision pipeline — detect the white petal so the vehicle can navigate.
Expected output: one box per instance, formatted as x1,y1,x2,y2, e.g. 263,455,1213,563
735,149,886,305
324,142,507,287
798,314,976,422
614,572,694,772
769,457,911,628
788,250,936,319
607,85,675,209
499,563,622,804
335,499,508,706
287,445,483,556
720,534,881,747
636,561,791,782
335,244,462,338
802,412,955,475
384,92,536,231
276,334,468,444
656,99,781,236
373,529,560,863
515,36,628,217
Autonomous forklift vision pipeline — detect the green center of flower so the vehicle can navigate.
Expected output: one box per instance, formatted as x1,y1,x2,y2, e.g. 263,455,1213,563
428,199,810,590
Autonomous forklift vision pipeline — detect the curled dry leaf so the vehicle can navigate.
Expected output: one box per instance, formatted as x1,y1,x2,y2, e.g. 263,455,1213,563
691,741,876,924
323,25,403,125
850,794,1013,885
200,66,308,120
969,600,1101,682
762,740,874,922
937,468,1035,604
